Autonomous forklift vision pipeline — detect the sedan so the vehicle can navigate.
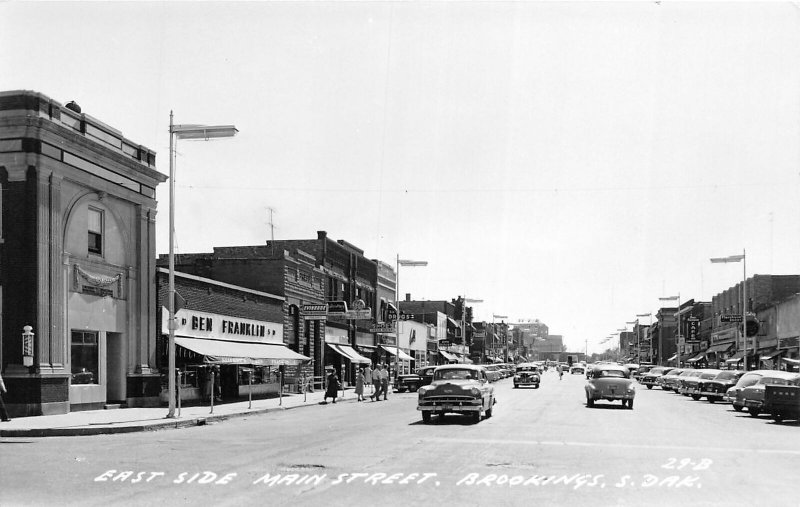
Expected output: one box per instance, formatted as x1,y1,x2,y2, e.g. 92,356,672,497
659,368,686,391
395,366,436,393
698,370,744,402
417,365,495,424
585,365,636,409
513,363,541,388
724,370,774,411
639,367,674,390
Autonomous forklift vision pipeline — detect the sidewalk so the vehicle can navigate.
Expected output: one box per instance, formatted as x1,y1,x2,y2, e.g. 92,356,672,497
0,386,379,438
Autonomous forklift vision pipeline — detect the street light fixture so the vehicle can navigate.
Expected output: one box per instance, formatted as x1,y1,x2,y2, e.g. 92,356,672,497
395,257,427,381
710,251,747,370
167,113,237,419
659,293,681,368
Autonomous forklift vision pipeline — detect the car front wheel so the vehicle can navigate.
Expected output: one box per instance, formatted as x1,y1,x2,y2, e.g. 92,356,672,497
586,397,594,408
471,411,481,424
748,407,760,417
628,399,634,410
422,412,431,424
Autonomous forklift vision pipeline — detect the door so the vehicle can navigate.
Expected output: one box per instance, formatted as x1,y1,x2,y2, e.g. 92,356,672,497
105,332,125,403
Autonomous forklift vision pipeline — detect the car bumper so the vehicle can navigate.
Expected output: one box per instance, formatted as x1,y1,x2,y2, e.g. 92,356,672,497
744,400,763,409
418,404,482,413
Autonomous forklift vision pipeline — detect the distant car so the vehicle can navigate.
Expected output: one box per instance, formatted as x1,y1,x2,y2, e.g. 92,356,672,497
739,372,800,417
639,367,674,389
417,365,495,424
484,365,502,382
395,366,436,393
698,370,745,403
513,363,541,388
585,364,636,409
569,365,585,375
633,364,655,381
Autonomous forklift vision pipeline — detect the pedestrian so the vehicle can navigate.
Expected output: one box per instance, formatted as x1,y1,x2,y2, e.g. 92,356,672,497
0,371,10,422
355,368,365,401
363,364,373,393
379,363,389,401
324,368,339,404
370,364,381,400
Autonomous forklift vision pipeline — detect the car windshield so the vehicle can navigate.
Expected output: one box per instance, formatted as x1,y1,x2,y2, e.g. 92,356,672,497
435,369,479,381
516,366,538,372
716,371,739,381
737,374,763,387
700,372,719,379
596,370,626,378
757,377,795,386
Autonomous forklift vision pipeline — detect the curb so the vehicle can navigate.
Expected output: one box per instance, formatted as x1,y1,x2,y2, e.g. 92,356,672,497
0,395,360,438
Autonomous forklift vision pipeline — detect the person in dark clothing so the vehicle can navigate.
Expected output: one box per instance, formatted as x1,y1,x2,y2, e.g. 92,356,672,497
324,369,339,404
0,372,10,422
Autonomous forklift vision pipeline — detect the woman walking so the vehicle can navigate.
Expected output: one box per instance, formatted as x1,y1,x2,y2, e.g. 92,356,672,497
324,368,339,404
355,368,365,401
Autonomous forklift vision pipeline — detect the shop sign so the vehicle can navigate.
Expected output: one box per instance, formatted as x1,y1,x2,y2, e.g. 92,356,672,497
161,308,282,344
370,322,395,333
302,304,328,320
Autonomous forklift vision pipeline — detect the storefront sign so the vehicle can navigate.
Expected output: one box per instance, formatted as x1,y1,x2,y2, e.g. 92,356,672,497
303,304,328,320
161,308,283,344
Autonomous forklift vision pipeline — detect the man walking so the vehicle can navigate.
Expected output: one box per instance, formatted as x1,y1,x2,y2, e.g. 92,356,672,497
364,363,373,394
379,364,389,401
370,364,382,400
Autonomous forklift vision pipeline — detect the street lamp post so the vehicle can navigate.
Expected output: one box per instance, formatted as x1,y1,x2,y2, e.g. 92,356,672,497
710,251,747,371
636,313,653,364
167,113,237,419
395,256,427,382
659,294,681,368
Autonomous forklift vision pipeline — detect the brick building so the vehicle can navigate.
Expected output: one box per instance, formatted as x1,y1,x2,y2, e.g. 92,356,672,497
0,90,166,415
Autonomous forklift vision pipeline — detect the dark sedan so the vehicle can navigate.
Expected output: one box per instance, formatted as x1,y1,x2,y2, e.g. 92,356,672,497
698,370,744,403
395,366,436,393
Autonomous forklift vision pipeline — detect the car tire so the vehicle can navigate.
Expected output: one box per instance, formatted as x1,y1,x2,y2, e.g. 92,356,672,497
628,399,634,410
773,414,784,423
410,386,418,393
471,411,481,424
514,384,518,388
422,412,431,424
587,398,594,408
691,394,701,401
748,407,760,417
486,404,493,418
534,384,539,389
646,385,653,390
733,405,744,412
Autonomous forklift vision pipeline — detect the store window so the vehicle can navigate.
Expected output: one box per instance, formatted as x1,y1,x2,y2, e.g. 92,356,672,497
88,207,103,255
71,330,99,384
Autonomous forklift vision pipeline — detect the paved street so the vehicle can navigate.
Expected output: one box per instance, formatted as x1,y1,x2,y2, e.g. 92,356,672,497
2,371,798,507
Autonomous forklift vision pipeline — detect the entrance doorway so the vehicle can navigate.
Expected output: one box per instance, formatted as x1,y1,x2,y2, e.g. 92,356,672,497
105,332,125,403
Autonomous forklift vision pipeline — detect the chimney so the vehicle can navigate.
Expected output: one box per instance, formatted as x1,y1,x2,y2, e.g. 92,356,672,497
65,101,81,113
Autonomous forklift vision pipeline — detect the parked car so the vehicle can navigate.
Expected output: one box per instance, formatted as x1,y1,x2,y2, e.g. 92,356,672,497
417,365,495,424
585,364,636,409
513,363,541,388
698,370,744,403
683,369,722,400
659,368,686,391
639,367,674,389
395,366,436,393
739,371,800,417
633,364,655,381
725,370,774,411
676,368,703,396
764,384,800,423
484,365,502,382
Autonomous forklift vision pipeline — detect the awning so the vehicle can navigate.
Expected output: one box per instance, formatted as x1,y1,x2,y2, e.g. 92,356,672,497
760,349,784,361
725,351,745,363
175,337,310,366
446,318,459,329
439,350,458,362
458,355,473,364
327,343,371,364
687,352,706,363
707,342,734,353
784,357,800,366
667,354,678,361
381,345,414,361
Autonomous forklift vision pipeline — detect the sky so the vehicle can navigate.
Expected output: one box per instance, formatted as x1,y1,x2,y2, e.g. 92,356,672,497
2,1,799,354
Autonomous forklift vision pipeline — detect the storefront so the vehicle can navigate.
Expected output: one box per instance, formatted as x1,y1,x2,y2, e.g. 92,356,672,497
325,328,371,385
158,269,310,403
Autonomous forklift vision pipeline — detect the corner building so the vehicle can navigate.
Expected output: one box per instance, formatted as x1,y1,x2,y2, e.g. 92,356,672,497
0,91,166,415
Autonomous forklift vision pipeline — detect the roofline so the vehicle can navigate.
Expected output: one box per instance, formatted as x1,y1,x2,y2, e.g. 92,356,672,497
157,268,285,302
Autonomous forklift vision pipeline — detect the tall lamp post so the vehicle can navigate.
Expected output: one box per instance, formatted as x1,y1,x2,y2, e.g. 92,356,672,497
493,314,508,362
167,113,237,419
659,293,681,368
395,256,427,381
710,251,747,370
636,313,652,364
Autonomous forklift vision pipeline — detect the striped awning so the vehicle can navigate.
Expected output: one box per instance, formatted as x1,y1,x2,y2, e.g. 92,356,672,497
176,336,310,366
